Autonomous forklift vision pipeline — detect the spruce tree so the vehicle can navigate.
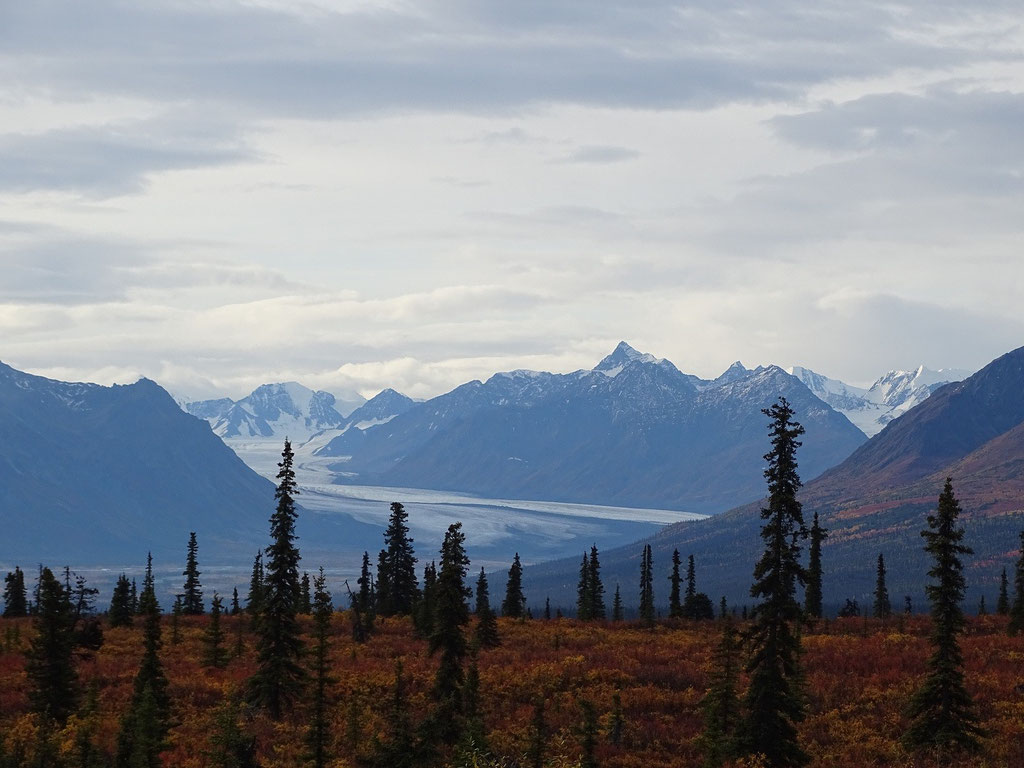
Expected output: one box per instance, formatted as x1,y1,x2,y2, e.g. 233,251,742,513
682,554,716,620
3,566,28,617
414,562,437,638
117,553,170,767
371,660,417,768
378,501,419,616
501,553,525,619
182,531,204,615
576,551,592,620
612,584,624,621
474,568,500,649
355,551,376,641
458,653,488,756
668,549,683,618
588,545,606,620
170,595,183,645
207,696,258,768
1009,531,1024,636
429,523,472,746
307,569,334,768
130,577,138,615
26,566,78,722
544,597,551,620
202,593,227,668
804,511,827,619
231,587,240,616
246,551,264,621
109,573,133,627
639,544,655,625
699,623,741,767
299,571,312,614
873,553,892,619
577,699,599,768
903,478,983,759
977,595,987,616
739,398,809,768
526,699,546,768
997,567,1010,615
248,439,305,720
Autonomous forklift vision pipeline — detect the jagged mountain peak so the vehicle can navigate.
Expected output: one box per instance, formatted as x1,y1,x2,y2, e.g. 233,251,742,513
594,341,662,376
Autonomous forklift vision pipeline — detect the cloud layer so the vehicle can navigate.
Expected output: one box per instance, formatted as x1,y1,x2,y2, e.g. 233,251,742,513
1,0,1022,399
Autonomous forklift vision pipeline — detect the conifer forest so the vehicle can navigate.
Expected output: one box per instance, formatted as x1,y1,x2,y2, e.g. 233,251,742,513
2,402,1024,768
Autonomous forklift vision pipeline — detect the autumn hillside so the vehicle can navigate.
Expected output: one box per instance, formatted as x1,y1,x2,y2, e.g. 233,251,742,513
1,613,1023,767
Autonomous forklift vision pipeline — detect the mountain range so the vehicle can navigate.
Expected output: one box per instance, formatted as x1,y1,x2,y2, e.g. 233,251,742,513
523,345,1024,611
0,361,275,562
787,364,970,436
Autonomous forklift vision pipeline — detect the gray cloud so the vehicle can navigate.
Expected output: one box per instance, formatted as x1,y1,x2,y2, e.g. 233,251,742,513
555,145,640,164
0,115,255,196
5,1,1012,118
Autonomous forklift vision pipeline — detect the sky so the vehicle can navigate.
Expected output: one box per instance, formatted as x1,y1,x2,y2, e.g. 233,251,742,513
2,0,1023,401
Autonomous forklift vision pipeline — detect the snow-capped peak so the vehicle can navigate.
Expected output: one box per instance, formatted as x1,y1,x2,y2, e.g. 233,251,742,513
594,341,662,377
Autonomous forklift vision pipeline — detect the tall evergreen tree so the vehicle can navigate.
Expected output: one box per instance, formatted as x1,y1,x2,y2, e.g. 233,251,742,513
997,567,1010,615
576,551,592,620
26,567,78,722
202,593,227,668
299,571,312,615
248,439,305,720
3,566,28,617
354,551,376,641
639,544,655,626
378,501,419,617
501,553,525,618
117,553,170,767
903,478,983,759
109,573,134,627
130,577,138,615
739,398,809,768
231,587,240,616
682,554,715,620
474,568,500,649
612,584,624,622
246,551,264,621
182,531,204,615
1009,532,1024,636
699,623,741,768
804,511,827,619
588,545,606,620
668,549,683,618
414,562,437,638
977,595,987,616
308,568,334,768
873,553,892,619
429,522,472,746
370,660,417,768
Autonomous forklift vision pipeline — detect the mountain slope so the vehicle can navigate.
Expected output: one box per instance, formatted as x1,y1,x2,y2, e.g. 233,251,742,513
0,361,276,561
318,343,866,512
523,345,1024,611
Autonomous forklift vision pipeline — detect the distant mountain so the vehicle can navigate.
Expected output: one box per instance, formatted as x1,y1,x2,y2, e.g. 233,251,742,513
316,342,867,513
0,361,276,562
524,346,1024,612
185,382,365,442
342,388,416,430
787,365,970,436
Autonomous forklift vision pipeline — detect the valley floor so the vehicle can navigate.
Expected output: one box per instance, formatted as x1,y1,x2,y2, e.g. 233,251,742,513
1,614,1022,767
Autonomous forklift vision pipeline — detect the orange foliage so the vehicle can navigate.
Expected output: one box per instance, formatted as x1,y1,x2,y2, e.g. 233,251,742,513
0,613,1022,767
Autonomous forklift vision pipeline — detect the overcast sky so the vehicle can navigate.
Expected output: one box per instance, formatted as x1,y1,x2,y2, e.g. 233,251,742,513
2,1,1023,400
